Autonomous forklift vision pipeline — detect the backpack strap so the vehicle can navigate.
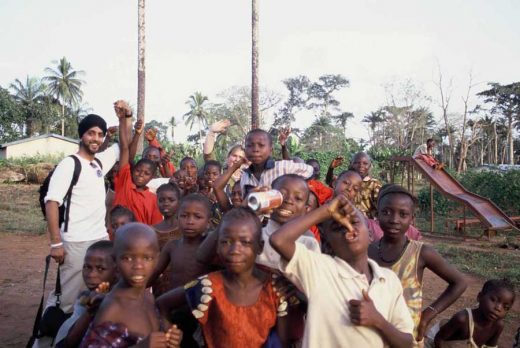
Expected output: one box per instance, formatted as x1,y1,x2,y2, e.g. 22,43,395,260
93,157,103,170
26,255,51,347
63,155,82,232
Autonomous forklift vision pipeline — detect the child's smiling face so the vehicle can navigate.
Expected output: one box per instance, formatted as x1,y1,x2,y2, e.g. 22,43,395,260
271,177,309,225
131,162,155,188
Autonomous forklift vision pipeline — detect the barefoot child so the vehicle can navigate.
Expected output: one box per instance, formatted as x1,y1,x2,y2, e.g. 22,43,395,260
427,278,515,348
80,223,182,347
55,241,117,348
157,207,289,348
148,193,212,346
112,101,163,225
368,184,467,343
414,139,444,170
270,195,415,348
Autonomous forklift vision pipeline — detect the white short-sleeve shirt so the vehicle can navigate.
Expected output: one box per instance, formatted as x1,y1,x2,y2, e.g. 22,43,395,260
44,144,119,242
280,243,414,348
256,219,320,269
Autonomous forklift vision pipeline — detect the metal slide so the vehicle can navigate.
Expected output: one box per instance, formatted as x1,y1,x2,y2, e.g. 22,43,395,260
412,157,518,232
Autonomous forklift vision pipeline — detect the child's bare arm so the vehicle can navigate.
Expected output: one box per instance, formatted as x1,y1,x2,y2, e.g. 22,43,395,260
349,290,413,348
128,119,143,163
63,310,94,347
156,286,187,317
275,315,289,348
113,100,132,168
486,321,504,346
212,159,245,212
433,311,467,348
147,242,172,287
417,245,467,340
196,229,219,265
270,195,350,260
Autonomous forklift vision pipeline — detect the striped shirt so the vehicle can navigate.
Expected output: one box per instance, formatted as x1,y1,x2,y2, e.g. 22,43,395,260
240,158,314,196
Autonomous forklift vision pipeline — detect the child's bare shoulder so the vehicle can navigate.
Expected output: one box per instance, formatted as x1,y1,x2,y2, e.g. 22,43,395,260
93,292,125,325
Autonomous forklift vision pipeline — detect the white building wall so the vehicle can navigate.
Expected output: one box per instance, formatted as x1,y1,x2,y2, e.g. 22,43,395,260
4,137,78,159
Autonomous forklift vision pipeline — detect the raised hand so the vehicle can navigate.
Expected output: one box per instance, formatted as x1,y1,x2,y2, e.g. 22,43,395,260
330,156,344,169
209,119,231,134
107,126,118,137
278,127,291,146
145,128,157,142
113,100,132,119
134,119,144,134
326,194,357,235
348,289,383,328
165,325,183,348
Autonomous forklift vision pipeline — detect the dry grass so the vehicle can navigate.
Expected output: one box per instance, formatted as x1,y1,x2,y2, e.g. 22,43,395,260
0,184,47,234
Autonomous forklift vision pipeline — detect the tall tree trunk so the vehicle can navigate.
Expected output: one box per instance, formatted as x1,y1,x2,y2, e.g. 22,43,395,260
493,122,498,165
507,115,514,164
61,103,65,136
137,0,146,153
251,0,260,129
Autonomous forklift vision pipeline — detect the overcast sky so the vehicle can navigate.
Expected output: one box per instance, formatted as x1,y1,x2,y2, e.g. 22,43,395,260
1,0,519,142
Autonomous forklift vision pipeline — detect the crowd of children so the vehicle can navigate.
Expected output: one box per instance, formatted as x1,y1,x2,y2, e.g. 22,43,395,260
43,102,517,348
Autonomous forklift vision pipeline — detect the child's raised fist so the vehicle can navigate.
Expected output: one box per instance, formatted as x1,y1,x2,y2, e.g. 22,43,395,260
330,156,344,169
107,126,118,137
134,119,144,134
326,194,357,236
145,128,157,142
113,100,132,119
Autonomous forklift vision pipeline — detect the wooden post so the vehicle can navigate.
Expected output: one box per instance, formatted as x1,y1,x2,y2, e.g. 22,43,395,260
463,205,466,238
411,165,415,196
430,183,434,233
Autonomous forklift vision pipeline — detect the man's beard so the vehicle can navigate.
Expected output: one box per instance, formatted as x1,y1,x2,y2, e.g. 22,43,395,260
80,140,101,155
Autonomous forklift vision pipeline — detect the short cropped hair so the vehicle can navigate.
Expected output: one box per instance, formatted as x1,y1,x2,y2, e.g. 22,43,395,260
87,240,114,254
481,278,516,297
204,160,222,172
179,193,212,216
219,207,262,243
377,184,418,207
134,158,158,173
110,205,136,222
180,156,196,167
245,129,273,146
426,138,435,145
272,174,310,201
336,170,362,182
156,182,181,198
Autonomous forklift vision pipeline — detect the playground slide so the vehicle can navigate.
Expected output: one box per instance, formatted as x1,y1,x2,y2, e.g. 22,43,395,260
412,157,517,231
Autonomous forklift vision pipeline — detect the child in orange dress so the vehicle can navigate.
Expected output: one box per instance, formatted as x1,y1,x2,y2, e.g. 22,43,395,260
157,207,289,348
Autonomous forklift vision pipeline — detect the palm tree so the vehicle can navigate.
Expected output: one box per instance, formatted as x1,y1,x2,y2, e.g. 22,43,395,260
44,57,84,136
10,76,47,136
169,116,177,141
184,92,209,147
362,110,385,146
251,0,260,129
332,112,354,137
137,0,146,152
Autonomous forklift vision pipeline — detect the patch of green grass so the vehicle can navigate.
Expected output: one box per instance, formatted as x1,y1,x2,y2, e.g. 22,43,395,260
0,184,46,234
435,243,520,286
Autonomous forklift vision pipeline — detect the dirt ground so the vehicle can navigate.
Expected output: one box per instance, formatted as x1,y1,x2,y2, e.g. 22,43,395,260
0,233,518,347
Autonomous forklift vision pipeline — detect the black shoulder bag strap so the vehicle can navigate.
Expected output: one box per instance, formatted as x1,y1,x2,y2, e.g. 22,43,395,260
63,155,82,232
26,255,51,348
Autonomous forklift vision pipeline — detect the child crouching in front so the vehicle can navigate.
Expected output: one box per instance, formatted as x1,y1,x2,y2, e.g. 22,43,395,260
270,194,414,348
55,241,117,348
426,278,515,348
80,223,182,348
157,207,288,348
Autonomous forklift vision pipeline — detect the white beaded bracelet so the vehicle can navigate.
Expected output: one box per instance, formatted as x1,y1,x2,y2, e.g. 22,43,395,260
50,242,63,248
